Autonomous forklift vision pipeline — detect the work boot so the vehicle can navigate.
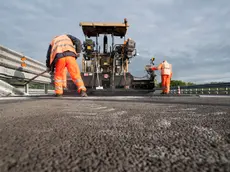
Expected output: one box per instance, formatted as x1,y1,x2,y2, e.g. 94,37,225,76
55,94,63,97
80,90,88,97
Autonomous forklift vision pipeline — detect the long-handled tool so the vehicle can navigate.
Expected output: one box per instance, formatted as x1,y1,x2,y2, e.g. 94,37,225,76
23,70,48,86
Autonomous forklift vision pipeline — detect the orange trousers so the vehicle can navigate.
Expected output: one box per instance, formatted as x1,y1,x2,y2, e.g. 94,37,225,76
161,75,171,94
62,68,67,88
54,56,86,95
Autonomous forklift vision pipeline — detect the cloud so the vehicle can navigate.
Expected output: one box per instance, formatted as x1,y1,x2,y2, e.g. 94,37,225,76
0,0,230,84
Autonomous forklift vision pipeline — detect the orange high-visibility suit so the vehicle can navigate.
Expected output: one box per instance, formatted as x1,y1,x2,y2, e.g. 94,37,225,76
152,60,172,94
46,34,86,96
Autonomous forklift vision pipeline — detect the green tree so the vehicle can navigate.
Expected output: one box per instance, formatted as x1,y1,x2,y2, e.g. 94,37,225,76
157,80,195,87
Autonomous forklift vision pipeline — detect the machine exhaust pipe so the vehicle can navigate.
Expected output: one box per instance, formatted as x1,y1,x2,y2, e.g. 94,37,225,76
103,35,108,53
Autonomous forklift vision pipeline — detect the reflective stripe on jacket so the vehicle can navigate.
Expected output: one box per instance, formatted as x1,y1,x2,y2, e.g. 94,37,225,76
158,61,172,75
49,35,77,65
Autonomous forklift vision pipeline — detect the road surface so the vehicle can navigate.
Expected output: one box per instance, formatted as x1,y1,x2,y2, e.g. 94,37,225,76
0,96,230,171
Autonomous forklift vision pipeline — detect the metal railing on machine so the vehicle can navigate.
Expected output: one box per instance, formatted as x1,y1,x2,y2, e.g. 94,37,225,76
170,82,230,95
0,44,54,96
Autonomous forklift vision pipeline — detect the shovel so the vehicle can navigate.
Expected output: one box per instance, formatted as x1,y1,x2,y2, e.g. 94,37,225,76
23,70,48,86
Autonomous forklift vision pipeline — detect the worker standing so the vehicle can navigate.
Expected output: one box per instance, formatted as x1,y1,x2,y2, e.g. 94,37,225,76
46,34,88,97
151,60,172,94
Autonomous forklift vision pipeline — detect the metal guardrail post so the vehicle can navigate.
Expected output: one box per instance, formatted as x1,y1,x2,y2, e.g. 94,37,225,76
44,84,48,94
25,84,29,94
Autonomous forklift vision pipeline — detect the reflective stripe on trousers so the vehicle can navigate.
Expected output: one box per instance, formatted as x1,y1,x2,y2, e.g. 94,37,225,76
74,79,86,92
54,79,63,83
55,86,63,90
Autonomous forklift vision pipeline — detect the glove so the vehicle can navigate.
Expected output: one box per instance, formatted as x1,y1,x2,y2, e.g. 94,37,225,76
76,53,80,58
151,67,157,71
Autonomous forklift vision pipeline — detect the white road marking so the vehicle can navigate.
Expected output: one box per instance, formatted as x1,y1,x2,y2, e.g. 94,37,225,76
102,108,115,112
65,112,97,115
212,111,227,115
111,111,127,116
94,106,107,110
181,108,197,111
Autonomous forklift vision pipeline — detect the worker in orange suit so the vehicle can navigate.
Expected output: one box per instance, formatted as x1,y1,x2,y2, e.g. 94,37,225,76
46,34,87,97
151,60,172,94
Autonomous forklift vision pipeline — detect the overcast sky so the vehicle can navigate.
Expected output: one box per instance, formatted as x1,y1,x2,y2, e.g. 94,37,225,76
0,0,230,83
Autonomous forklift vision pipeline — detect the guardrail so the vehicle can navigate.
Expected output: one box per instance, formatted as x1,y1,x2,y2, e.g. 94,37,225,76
0,44,53,95
170,82,230,95
16,88,54,95
0,45,51,83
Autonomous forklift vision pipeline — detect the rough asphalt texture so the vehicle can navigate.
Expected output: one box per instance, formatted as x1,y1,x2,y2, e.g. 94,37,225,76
0,96,230,172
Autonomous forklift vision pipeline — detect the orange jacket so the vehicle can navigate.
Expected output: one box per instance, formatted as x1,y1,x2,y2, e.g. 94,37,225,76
46,34,81,71
49,35,77,65
151,61,172,77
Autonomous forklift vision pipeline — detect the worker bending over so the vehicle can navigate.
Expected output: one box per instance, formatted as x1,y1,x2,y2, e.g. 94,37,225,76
151,60,172,94
46,34,87,97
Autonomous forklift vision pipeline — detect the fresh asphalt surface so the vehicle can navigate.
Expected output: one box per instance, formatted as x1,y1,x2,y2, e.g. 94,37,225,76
0,95,230,171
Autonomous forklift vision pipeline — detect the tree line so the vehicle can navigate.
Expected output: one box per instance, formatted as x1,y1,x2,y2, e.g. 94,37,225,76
156,80,227,87
157,80,195,87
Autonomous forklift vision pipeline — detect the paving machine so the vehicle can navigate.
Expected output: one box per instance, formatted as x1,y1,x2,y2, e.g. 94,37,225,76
66,18,157,93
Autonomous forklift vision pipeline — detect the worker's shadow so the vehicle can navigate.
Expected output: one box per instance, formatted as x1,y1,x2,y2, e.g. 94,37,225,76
14,67,26,81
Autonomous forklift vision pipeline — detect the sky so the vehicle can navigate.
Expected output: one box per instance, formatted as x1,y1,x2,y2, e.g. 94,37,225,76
0,0,230,84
